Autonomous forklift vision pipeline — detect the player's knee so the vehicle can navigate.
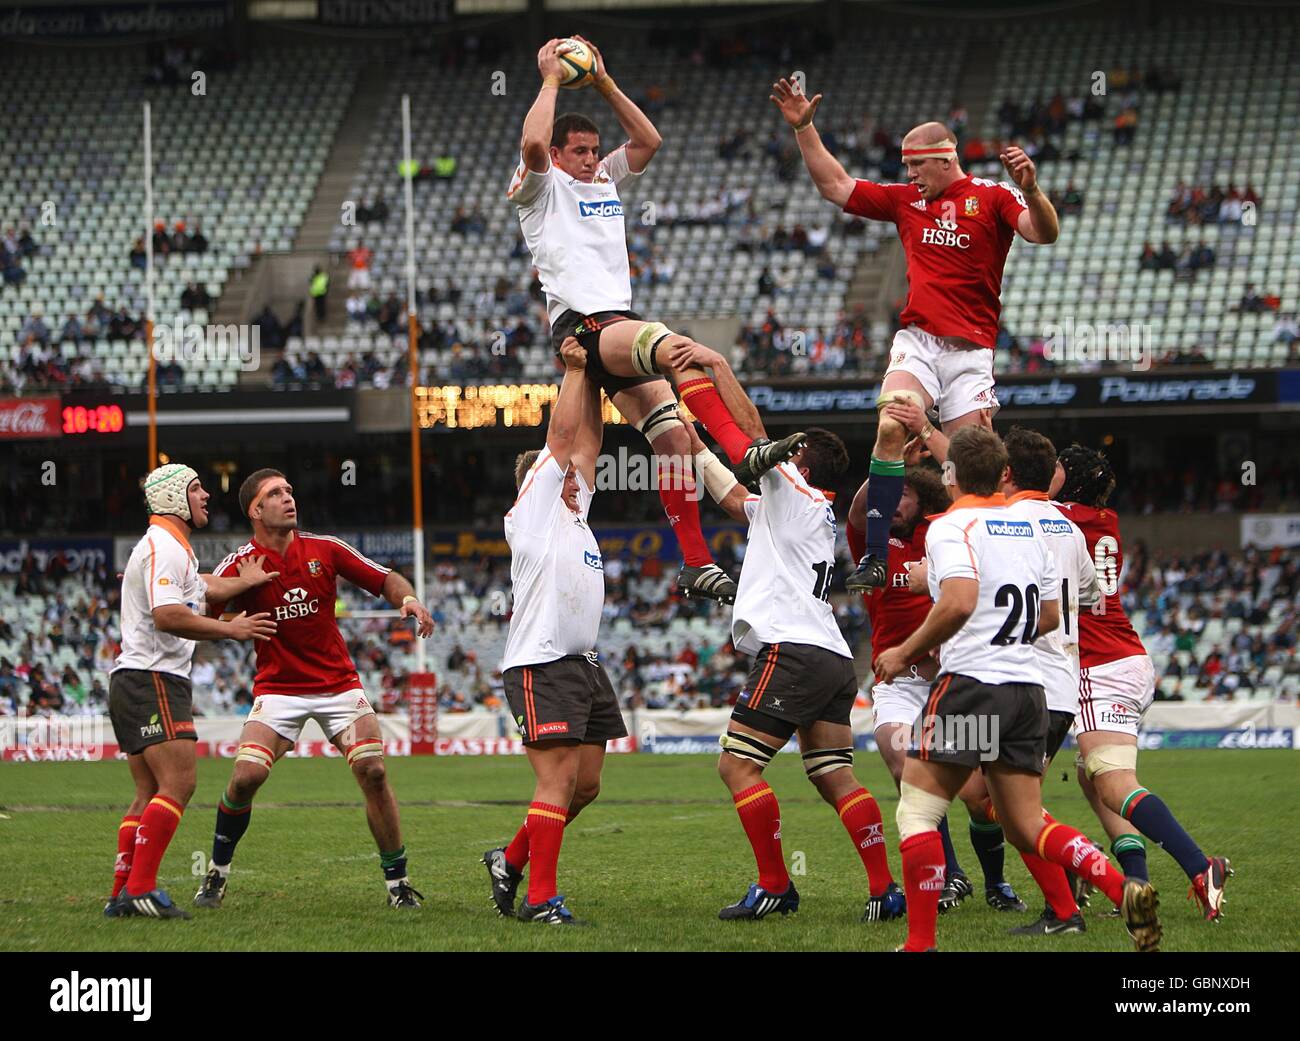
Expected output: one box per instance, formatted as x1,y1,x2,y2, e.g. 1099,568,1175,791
802,746,853,799
352,757,387,791
229,762,269,801
895,781,949,842
874,413,909,453
573,779,600,809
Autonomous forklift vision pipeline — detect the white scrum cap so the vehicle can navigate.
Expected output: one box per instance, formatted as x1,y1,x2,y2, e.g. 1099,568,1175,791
143,463,199,521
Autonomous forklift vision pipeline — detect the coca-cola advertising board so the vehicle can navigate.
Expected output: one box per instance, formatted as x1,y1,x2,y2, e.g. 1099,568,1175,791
0,398,61,439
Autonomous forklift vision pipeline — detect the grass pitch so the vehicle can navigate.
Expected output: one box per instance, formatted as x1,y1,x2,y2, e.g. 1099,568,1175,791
1,750,1295,952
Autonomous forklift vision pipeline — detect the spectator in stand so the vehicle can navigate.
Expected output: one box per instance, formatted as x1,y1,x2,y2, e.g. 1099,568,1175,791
180,282,211,311
59,314,86,349
129,236,148,271
1138,241,1158,271
1188,240,1216,272
756,265,775,297
347,241,373,291
1113,106,1138,145
309,266,329,321
188,222,208,254
19,311,51,348
151,220,171,259
1155,241,1177,271
1060,181,1084,216
170,220,190,253
2,244,27,285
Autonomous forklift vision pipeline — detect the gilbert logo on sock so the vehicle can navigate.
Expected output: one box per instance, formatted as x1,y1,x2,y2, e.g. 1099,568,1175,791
49,972,151,1022
921,865,946,891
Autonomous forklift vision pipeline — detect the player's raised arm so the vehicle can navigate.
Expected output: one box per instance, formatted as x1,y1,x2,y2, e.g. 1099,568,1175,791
575,36,662,173
1000,145,1059,244
521,40,565,173
569,347,605,491
770,76,855,207
547,337,592,475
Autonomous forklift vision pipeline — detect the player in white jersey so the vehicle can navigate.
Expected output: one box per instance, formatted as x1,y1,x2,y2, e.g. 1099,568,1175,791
483,338,625,926
510,37,804,604
105,464,276,920
677,361,902,923
874,427,1158,952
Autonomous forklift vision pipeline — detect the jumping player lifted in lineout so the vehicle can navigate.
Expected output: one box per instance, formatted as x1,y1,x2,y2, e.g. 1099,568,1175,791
510,38,805,605
770,75,1060,593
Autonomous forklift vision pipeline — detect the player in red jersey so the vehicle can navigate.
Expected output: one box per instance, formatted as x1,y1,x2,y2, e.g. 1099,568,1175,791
1052,445,1233,926
770,76,1059,595
193,469,435,910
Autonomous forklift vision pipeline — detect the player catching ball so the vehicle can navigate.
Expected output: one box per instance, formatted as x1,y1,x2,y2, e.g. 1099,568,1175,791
194,469,434,911
770,75,1059,593
106,463,277,920
510,37,804,605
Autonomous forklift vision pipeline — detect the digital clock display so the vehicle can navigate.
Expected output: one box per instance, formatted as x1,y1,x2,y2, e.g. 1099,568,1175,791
62,404,125,435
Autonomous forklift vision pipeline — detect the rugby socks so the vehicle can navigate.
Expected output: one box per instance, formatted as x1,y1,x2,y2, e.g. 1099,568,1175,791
381,846,408,889
899,831,945,951
836,787,894,897
523,802,568,904
1112,833,1150,882
864,457,906,561
125,795,184,897
111,815,141,898
211,793,253,872
968,819,1008,889
937,815,963,877
1035,819,1125,907
733,782,790,893
677,378,753,464
657,455,712,567
504,807,580,871
1017,851,1078,920
1121,788,1209,881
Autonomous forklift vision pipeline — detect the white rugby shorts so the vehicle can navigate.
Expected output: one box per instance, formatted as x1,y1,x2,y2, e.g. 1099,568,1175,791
246,689,375,742
884,325,999,423
1076,654,1155,737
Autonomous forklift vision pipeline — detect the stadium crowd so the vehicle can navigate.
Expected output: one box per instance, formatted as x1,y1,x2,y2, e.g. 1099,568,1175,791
2,542,1297,721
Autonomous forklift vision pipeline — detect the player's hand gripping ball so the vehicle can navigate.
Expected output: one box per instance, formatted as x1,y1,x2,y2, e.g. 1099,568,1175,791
556,38,596,89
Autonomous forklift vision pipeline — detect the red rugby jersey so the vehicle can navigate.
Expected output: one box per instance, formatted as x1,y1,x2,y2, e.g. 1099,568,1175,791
210,531,391,696
848,518,932,663
843,175,1026,348
1052,502,1147,668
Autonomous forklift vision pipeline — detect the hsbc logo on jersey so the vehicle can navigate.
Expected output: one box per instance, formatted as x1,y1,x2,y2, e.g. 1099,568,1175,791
891,571,911,588
920,225,971,249
276,586,320,621
578,199,623,219
984,519,1034,538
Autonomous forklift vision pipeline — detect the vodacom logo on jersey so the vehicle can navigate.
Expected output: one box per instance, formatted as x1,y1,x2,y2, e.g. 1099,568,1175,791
920,217,971,249
275,586,321,621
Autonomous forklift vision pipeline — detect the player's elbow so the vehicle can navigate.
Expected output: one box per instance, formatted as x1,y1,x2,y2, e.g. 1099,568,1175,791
819,174,854,208
1036,600,1060,639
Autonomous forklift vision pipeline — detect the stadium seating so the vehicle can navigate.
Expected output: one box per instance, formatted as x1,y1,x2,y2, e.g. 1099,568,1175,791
981,14,1300,372
0,45,362,388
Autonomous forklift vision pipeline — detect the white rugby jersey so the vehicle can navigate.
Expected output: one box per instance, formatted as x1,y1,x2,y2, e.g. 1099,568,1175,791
507,145,639,325
501,450,605,670
925,494,1059,686
1006,491,1099,712
114,515,207,679
732,462,852,660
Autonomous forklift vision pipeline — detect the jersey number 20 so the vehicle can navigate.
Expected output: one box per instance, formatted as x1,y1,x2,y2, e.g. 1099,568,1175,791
991,583,1041,645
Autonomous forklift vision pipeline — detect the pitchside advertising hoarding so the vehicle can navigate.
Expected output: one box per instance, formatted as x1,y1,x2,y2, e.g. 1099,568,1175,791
0,1,231,38
1241,513,1300,549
